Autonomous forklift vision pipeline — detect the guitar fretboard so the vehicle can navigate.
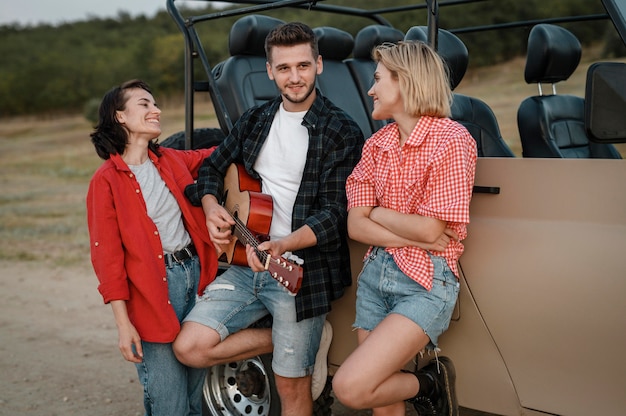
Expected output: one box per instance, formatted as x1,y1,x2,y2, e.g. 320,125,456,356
229,210,271,268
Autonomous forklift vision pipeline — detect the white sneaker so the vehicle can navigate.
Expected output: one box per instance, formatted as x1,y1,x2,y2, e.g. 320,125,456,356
311,320,333,401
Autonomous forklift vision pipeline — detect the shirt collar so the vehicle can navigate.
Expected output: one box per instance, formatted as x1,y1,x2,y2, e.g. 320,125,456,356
109,153,129,171
303,89,325,128
378,116,436,150
406,116,436,147
109,149,158,171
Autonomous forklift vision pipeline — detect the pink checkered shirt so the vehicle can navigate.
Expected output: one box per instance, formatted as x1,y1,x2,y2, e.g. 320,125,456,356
346,116,477,290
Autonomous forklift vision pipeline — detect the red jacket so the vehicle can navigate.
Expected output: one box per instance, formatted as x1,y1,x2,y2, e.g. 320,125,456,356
87,147,217,342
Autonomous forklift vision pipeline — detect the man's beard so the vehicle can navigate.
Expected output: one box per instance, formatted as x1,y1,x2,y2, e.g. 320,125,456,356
281,83,315,104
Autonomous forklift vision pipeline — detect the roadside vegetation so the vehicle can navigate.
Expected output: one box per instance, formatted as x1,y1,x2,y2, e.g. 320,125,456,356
0,0,622,118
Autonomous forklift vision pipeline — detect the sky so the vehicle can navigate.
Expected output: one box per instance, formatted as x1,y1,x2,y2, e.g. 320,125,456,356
0,0,216,26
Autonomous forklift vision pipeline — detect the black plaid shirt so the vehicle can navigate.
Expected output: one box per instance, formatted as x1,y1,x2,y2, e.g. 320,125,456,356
186,91,364,321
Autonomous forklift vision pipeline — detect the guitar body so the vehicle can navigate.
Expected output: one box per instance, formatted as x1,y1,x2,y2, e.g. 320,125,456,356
221,163,273,266
219,163,304,295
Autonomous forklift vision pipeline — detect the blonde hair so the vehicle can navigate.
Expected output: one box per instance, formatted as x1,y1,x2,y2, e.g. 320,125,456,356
373,41,452,118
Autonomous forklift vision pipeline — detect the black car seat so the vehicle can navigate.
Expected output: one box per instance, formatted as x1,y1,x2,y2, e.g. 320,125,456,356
212,15,284,125
404,26,515,157
344,25,405,132
517,24,622,158
313,26,373,138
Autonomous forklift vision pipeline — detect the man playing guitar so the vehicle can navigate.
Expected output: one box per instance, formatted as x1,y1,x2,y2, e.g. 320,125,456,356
173,22,364,416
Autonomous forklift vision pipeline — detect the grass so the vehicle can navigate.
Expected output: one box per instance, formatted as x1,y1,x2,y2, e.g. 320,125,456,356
0,53,624,264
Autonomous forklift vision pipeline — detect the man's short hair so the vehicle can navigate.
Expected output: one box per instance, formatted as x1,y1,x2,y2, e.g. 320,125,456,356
264,22,319,62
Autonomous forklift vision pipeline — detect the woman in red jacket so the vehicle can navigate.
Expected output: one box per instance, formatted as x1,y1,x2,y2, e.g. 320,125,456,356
86,79,217,416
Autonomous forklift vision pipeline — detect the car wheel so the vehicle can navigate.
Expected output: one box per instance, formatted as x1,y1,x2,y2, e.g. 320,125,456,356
202,354,281,416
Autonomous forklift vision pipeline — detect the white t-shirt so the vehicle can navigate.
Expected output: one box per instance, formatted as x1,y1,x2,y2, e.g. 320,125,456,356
254,103,309,239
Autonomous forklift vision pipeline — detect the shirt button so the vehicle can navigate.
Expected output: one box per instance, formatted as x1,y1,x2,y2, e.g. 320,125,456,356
158,254,163,259
154,231,159,236
167,300,171,305
94,242,99,247
129,173,134,178
163,277,167,282
135,189,140,194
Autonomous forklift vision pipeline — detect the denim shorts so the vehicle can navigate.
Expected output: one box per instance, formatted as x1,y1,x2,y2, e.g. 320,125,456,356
184,265,326,378
354,247,460,349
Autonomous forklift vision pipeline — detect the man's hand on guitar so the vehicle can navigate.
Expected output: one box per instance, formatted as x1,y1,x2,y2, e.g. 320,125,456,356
245,244,266,272
202,195,235,245
245,239,285,272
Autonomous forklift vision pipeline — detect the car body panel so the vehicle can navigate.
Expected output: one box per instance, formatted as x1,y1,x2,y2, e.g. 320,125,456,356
454,158,626,415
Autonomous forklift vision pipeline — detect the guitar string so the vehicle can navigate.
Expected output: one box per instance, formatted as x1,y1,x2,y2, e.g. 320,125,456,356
228,209,270,264
225,204,301,293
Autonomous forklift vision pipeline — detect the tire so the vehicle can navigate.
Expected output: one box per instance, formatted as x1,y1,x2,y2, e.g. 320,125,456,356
202,353,281,416
160,128,225,150
201,356,334,416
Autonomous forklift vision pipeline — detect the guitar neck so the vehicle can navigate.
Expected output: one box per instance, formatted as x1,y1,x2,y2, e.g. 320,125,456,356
230,214,271,267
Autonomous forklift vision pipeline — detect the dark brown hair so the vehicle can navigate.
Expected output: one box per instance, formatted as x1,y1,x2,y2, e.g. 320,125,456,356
264,22,319,63
90,79,161,160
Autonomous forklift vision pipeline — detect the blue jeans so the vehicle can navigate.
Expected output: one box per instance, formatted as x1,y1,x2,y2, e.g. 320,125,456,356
184,265,326,378
135,256,206,416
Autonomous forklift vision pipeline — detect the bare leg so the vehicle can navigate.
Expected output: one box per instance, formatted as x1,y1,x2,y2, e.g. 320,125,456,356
275,374,313,416
173,322,273,367
332,313,430,411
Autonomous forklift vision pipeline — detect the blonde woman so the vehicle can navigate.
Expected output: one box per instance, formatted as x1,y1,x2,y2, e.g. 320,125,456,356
333,41,477,416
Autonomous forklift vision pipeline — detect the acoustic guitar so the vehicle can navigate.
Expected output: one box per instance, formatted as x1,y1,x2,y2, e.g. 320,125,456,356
219,163,303,295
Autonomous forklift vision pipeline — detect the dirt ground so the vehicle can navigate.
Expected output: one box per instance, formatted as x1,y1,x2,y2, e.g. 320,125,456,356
0,259,146,415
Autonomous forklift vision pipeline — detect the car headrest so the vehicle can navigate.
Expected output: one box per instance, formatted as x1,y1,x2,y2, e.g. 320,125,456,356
352,25,405,59
524,24,581,84
229,15,285,56
313,26,354,61
404,26,468,91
